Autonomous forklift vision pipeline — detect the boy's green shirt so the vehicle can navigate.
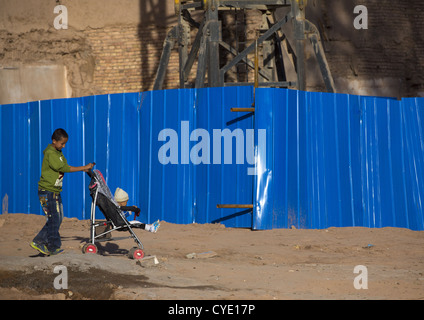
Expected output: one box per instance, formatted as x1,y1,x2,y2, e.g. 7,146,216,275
38,144,71,193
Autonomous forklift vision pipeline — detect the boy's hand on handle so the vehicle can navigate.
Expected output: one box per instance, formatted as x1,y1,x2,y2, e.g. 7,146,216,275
84,162,95,172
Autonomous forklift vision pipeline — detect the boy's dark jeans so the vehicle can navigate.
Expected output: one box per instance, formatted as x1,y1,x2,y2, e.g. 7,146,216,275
33,189,64,252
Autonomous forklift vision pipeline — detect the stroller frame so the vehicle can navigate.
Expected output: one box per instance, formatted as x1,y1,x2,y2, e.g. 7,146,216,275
83,169,144,259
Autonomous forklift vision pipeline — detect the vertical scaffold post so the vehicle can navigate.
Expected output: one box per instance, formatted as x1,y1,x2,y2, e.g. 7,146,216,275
292,0,307,91
205,0,222,87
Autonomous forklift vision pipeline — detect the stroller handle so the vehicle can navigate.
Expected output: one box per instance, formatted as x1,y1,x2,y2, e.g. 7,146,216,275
86,163,96,178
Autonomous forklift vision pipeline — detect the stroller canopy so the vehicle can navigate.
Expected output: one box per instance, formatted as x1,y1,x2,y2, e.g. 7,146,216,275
88,169,119,206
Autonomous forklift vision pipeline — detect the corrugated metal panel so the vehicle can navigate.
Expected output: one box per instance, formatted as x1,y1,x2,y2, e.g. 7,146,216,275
0,93,144,221
139,89,195,225
1,87,423,230
253,88,424,230
138,87,253,226
193,87,254,227
0,87,254,227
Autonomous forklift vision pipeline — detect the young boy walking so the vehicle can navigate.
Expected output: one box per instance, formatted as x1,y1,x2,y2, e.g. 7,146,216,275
31,128,95,256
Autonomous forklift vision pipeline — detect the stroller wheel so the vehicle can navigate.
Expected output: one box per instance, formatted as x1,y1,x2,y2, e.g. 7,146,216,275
82,243,98,254
129,247,144,260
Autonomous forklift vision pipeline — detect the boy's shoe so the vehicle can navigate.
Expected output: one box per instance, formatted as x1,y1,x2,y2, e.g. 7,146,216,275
149,220,160,233
49,248,64,256
30,242,49,255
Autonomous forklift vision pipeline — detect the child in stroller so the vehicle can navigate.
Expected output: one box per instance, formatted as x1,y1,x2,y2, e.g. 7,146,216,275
82,169,159,259
114,187,160,233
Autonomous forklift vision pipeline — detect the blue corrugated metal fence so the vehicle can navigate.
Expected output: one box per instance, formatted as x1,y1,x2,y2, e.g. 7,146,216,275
254,89,424,230
1,87,423,230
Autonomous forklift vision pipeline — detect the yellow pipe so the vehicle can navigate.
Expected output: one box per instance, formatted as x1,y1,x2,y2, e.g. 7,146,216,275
175,0,180,15
295,0,307,10
230,108,255,112
217,204,254,209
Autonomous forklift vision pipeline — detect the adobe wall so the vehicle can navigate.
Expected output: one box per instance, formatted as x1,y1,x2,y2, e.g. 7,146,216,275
0,0,422,104
306,0,424,98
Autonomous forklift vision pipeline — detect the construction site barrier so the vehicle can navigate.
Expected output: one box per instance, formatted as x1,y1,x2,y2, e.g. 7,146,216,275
1,87,423,230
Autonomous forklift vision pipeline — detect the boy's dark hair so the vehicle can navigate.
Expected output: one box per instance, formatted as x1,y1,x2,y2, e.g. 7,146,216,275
52,128,68,142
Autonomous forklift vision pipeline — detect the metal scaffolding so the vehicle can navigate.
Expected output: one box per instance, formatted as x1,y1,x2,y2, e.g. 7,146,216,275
153,0,335,92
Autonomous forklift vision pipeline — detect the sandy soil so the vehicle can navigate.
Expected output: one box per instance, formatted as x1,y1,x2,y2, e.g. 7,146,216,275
0,213,423,300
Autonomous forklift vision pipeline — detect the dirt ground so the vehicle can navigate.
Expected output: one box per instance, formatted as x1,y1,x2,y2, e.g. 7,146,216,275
0,213,423,300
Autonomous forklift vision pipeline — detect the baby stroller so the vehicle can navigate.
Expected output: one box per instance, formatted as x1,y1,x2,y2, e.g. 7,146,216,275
82,169,145,259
